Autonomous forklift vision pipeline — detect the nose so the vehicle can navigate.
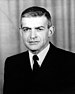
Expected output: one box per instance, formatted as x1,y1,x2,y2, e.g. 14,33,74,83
30,29,37,39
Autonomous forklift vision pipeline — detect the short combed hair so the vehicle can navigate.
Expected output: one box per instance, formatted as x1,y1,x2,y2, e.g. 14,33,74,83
21,6,52,28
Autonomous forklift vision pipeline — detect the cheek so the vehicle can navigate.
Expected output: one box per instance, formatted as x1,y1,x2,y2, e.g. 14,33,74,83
41,32,48,41
22,33,29,41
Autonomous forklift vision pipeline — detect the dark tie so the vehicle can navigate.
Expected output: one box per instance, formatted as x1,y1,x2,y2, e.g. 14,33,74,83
33,55,39,72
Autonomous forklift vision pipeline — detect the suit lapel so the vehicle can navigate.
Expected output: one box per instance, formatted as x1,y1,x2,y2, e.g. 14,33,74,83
40,42,56,69
24,51,33,71
19,51,32,73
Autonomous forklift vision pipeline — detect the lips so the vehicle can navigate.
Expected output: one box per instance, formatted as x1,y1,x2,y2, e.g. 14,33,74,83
29,41,39,45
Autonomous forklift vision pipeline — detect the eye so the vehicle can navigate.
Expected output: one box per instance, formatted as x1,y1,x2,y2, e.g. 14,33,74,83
22,28,31,32
36,27,45,31
38,28,44,30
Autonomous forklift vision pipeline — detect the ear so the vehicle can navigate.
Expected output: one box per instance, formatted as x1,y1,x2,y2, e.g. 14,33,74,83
19,28,23,37
48,26,55,37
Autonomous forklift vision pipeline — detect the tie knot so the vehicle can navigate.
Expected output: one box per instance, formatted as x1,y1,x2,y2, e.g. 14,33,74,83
33,55,39,61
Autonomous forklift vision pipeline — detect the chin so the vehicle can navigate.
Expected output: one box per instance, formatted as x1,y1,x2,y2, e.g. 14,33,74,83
28,46,39,50
29,48,38,51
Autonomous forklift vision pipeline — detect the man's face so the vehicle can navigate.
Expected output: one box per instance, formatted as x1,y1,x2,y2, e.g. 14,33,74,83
21,16,53,53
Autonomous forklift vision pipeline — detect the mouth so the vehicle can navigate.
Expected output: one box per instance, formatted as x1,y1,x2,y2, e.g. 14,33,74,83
29,41,39,45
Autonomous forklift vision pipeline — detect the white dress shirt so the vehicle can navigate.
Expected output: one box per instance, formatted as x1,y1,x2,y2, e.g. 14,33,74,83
29,44,50,70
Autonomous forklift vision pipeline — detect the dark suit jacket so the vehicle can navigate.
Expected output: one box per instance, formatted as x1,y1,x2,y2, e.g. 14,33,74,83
3,42,75,94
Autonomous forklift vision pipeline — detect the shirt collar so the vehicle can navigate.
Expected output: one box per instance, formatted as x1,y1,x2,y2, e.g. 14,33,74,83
38,44,50,66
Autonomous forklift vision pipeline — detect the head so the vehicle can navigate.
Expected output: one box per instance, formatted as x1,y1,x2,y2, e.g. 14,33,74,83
20,6,54,54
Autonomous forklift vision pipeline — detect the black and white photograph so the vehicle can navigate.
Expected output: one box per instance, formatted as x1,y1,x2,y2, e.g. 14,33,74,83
0,0,75,94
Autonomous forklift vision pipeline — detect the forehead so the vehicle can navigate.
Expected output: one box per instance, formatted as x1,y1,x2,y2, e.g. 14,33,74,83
21,16,48,27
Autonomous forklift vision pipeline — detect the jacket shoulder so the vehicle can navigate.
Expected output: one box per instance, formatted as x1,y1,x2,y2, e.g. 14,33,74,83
51,43,75,55
5,51,29,66
6,51,28,60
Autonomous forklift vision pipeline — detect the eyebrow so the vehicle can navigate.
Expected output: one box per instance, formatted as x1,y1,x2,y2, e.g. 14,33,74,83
22,26,45,29
35,26,45,29
22,27,31,29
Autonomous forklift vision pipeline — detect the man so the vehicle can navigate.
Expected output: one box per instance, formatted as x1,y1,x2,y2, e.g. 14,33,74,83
3,6,75,94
